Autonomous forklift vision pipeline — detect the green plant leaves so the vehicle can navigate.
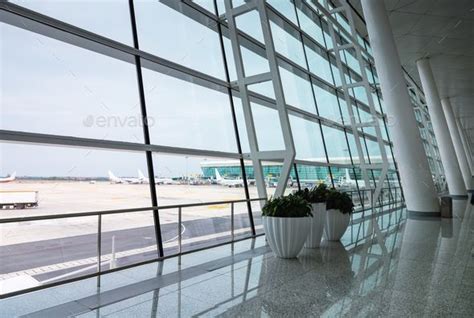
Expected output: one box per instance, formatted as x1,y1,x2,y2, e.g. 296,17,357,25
262,185,354,217
326,188,354,214
262,193,312,218
294,183,328,203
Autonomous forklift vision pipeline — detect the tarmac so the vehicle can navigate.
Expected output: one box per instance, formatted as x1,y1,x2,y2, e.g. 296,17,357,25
0,181,267,291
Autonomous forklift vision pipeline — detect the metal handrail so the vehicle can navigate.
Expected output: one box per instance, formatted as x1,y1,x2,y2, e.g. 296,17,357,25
0,197,266,224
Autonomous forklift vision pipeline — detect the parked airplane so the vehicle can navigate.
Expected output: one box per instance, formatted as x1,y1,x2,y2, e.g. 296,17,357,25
215,169,244,187
137,169,149,183
338,169,365,189
0,172,16,183
108,171,143,184
137,169,178,185
298,179,326,188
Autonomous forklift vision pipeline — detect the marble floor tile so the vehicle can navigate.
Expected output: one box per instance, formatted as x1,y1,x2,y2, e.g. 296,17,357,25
77,289,212,318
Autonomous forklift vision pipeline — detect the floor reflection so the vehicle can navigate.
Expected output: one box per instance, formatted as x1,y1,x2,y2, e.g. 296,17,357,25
87,208,409,317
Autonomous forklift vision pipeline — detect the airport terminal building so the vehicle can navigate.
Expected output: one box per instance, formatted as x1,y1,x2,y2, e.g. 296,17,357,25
1,0,473,316
201,157,399,186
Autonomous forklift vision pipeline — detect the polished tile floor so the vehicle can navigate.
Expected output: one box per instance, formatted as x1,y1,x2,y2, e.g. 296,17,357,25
1,198,473,317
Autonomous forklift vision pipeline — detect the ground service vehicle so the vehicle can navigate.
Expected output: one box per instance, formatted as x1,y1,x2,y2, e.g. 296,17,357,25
0,191,39,209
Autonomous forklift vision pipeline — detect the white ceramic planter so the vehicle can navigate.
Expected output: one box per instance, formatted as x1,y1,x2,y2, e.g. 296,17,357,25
305,203,326,248
324,209,350,241
263,216,310,258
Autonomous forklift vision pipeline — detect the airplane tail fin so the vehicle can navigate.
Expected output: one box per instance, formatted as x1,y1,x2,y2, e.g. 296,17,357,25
108,170,117,181
138,169,146,180
215,169,223,181
10,171,16,180
346,169,351,181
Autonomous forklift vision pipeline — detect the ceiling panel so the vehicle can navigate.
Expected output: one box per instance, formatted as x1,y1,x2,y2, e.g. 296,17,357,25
409,15,459,37
388,11,420,36
383,0,437,14
394,34,432,52
426,0,474,19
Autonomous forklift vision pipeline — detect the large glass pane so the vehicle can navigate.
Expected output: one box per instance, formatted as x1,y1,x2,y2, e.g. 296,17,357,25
236,10,264,43
1,24,143,143
11,0,133,44
296,7,325,46
0,217,97,295
191,0,216,14
365,138,382,161
270,21,306,67
289,116,326,161
322,126,351,165
313,84,342,123
261,161,297,197
321,20,333,50
280,67,316,113
335,13,351,35
305,44,334,84
231,96,251,154
142,67,238,153
296,164,331,188
150,153,249,255
372,92,383,113
353,87,369,106
242,47,270,78
135,1,225,79
379,118,389,141
101,211,157,271
233,97,296,157
357,136,371,164
243,161,297,198
223,37,270,82
252,104,285,151
342,49,362,76
355,106,376,136
0,143,150,218
251,198,265,234
248,80,276,100
268,0,298,24
153,154,245,205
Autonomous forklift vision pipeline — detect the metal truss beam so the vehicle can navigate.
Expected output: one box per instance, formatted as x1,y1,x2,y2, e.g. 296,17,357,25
223,0,296,199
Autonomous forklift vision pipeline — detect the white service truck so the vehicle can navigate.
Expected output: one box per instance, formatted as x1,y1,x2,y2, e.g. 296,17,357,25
0,191,39,209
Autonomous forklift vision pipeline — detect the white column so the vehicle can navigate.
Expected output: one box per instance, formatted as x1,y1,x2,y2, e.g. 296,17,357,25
456,118,474,175
442,98,473,190
417,58,466,196
361,0,439,213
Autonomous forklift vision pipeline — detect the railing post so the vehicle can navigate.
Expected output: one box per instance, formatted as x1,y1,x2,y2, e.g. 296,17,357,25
97,214,102,288
178,207,182,265
231,202,235,242
111,235,117,269
381,189,384,228
178,207,182,255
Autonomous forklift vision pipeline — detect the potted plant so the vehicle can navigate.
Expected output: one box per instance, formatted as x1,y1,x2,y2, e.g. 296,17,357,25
295,183,329,248
324,188,354,241
262,193,312,258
